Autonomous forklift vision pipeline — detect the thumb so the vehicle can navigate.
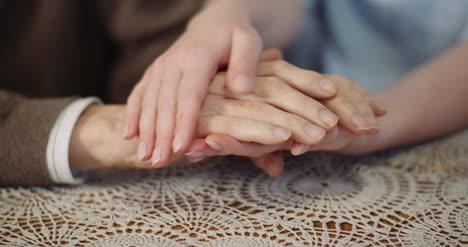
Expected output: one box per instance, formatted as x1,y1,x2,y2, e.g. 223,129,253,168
226,27,263,94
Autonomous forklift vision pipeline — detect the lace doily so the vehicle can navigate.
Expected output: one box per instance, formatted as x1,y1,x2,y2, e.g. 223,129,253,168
1,130,467,246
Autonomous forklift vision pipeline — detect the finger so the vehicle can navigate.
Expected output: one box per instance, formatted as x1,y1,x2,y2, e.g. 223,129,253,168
184,135,285,162
152,64,182,168
124,81,147,139
350,80,387,117
259,48,283,62
260,77,339,130
137,66,161,161
198,115,292,145
203,133,286,157
210,99,326,145
172,52,219,155
250,151,285,178
208,76,338,131
366,95,387,116
184,138,210,163
124,66,154,139
350,81,380,133
308,127,353,151
356,101,380,134
257,60,337,98
226,26,263,94
290,141,311,156
321,77,375,134
291,127,351,155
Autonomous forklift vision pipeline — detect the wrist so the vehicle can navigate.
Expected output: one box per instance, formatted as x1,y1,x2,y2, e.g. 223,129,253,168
69,105,124,170
69,105,185,170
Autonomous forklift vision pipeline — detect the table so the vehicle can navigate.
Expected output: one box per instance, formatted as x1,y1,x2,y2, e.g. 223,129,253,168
1,130,468,246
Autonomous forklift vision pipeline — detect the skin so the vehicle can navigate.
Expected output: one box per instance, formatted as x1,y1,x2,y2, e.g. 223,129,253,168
203,42,468,175
122,0,305,168
69,103,290,171
70,58,382,178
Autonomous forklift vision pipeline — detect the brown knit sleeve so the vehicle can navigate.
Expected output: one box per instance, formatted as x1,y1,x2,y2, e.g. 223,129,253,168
0,90,77,186
95,0,204,103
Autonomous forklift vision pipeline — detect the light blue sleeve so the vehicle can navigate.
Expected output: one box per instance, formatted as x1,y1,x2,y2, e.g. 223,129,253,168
285,0,323,70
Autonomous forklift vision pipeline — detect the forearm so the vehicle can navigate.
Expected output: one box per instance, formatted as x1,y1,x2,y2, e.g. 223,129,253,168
193,0,305,48
370,42,468,151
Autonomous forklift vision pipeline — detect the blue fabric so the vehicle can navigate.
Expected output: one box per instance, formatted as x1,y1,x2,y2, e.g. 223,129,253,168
287,0,468,93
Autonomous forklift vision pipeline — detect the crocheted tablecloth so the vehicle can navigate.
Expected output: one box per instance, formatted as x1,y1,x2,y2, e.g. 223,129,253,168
1,130,468,246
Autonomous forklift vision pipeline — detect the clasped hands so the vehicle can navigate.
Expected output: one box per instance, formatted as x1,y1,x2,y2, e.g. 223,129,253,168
69,50,385,177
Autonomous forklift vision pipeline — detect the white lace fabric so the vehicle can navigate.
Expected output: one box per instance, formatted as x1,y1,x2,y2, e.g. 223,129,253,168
1,130,468,246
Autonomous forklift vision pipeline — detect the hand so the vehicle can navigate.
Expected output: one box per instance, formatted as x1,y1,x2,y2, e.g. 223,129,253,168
253,60,386,155
193,124,380,178
186,133,290,178
69,93,297,171
198,60,386,176
122,1,268,168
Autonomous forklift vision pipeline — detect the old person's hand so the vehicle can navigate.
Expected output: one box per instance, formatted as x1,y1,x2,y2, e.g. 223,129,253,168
67,96,294,171
197,60,386,176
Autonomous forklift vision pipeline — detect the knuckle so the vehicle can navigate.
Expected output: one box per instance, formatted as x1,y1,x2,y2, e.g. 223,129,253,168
255,77,285,98
329,95,347,106
338,101,356,113
285,114,302,128
326,75,350,88
304,99,321,112
232,24,262,45
271,60,290,73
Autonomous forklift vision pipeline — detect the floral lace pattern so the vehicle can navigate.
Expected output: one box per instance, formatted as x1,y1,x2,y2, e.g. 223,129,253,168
1,130,468,246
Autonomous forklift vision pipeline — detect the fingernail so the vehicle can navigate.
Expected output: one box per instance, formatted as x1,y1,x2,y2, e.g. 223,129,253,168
352,114,369,130
304,124,325,140
152,147,161,166
137,141,147,161
295,144,310,156
189,156,205,163
172,135,182,153
320,78,337,94
319,109,339,127
234,75,253,93
185,151,204,158
205,140,222,151
273,127,291,140
366,115,379,129
122,125,129,139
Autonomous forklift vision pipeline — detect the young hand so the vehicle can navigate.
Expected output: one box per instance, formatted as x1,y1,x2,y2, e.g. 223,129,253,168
252,60,386,155
123,1,267,167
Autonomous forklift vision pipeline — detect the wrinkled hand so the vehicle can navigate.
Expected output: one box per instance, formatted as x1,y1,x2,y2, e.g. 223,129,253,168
68,95,295,172
198,59,386,176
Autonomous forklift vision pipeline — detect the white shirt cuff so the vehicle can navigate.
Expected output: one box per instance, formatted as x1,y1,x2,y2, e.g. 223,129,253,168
46,97,102,184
